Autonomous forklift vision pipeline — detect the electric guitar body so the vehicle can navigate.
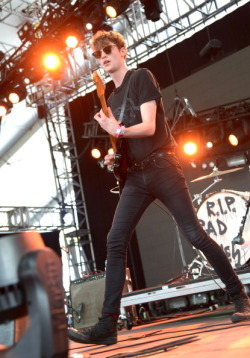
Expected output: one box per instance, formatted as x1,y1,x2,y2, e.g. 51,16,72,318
92,70,127,192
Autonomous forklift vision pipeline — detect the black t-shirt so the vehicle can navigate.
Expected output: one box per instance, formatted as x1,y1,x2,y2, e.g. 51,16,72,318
108,68,176,163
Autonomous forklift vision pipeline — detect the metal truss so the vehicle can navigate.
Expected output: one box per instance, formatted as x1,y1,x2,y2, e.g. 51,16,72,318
169,97,250,134
0,205,74,230
39,90,97,280
1,0,249,97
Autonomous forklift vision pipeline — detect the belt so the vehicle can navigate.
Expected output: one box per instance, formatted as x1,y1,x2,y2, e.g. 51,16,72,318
130,150,175,169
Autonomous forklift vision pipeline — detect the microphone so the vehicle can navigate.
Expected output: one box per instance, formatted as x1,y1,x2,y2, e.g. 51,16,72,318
183,97,197,117
233,236,245,245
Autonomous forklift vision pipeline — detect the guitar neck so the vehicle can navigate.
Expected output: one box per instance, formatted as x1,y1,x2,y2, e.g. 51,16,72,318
99,94,117,153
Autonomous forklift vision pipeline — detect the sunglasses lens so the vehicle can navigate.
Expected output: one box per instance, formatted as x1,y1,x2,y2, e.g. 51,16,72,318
103,45,112,54
92,45,114,59
92,50,101,59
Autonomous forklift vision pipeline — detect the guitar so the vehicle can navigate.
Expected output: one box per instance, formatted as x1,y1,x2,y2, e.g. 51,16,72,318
92,70,127,192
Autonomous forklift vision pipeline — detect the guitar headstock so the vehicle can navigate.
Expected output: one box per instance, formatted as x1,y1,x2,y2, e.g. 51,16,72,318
93,70,106,98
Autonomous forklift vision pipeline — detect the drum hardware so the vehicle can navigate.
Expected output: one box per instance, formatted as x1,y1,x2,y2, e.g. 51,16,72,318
233,198,250,245
193,177,222,205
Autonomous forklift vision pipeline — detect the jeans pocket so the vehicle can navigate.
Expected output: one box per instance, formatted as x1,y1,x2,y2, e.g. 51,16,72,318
153,155,173,169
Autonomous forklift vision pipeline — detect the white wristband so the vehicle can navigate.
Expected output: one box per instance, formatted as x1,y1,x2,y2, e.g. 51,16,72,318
115,125,125,138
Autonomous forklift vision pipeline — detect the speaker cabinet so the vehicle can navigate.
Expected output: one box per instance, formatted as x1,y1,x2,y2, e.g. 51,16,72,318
70,268,135,329
70,273,105,329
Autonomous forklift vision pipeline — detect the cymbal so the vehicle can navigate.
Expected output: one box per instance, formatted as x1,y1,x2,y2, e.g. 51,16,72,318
191,167,244,182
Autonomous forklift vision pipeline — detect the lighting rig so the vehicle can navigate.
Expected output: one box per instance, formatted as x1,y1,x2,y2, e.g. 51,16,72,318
0,0,160,118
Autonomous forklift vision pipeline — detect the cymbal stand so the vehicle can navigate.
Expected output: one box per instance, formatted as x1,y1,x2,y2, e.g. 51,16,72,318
192,176,222,204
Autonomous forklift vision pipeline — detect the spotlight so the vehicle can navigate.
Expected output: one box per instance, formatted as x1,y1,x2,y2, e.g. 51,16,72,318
61,17,84,49
105,0,132,18
85,3,107,34
178,131,200,158
42,52,65,80
85,22,93,31
199,39,222,59
8,84,27,104
28,39,66,80
183,141,198,156
206,141,213,149
65,35,79,49
204,124,223,150
228,126,245,146
17,22,34,42
43,52,62,71
140,0,163,22
0,100,12,117
91,148,101,159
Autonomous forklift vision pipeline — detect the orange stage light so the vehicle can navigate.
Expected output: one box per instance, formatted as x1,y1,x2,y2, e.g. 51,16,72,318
183,141,198,156
42,52,62,71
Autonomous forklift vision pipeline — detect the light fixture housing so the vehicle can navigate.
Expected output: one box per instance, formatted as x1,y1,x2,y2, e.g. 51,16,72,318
105,0,132,18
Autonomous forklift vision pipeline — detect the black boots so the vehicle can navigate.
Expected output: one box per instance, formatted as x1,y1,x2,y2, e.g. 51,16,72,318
231,290,250,323
68,314,117,346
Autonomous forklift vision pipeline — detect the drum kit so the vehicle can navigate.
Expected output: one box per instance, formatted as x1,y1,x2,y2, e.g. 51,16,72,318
188,166,250,274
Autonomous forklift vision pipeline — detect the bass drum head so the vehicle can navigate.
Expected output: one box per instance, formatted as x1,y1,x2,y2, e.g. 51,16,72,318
197,190,250,269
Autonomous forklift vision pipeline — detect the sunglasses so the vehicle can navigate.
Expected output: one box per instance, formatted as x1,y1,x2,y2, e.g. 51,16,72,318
92,44,117,59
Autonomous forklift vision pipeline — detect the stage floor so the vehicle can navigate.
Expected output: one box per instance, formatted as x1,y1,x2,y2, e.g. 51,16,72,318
68,305,250,358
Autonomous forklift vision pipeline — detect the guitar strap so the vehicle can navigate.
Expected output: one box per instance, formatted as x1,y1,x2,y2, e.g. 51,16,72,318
117,70,135,124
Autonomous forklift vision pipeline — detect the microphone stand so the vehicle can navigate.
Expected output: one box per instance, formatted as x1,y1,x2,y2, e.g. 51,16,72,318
233,198,250,245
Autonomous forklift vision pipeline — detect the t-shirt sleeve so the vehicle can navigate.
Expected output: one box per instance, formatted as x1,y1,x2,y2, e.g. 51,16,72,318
130,68,162,106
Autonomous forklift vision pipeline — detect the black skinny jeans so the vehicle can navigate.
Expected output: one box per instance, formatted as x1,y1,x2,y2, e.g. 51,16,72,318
102,152,243,314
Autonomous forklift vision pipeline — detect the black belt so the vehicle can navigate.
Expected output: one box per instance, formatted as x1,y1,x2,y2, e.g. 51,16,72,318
130,150,175,169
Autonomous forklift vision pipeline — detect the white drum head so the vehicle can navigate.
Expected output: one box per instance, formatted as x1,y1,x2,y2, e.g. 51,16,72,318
197,190,250,269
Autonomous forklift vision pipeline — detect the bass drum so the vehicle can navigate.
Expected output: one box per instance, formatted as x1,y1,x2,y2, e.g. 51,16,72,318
197,190,250,269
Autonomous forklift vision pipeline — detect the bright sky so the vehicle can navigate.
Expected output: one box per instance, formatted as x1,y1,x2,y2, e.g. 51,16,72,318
0,120,56,207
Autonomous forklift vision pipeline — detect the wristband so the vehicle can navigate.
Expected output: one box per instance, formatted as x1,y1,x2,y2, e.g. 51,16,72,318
115,125,125,138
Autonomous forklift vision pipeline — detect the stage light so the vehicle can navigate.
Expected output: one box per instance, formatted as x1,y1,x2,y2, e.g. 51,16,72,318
17,22,34,42
61,17,85,49
203,124,223,150
183,141,198,156
140,0,163,22
65,35,79,49
0,100,12,117
41,50,65,80
228,127,245,146
85,3,107,34
8,85,27,104
206,141,213,149
91,148,101,159
85,22,93,31
178,130,201,158
43,52,62,71
199,39,222,60
105,0,131,18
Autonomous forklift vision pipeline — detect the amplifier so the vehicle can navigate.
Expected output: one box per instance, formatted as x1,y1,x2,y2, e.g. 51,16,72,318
70,273,105,329
70,268,135,329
